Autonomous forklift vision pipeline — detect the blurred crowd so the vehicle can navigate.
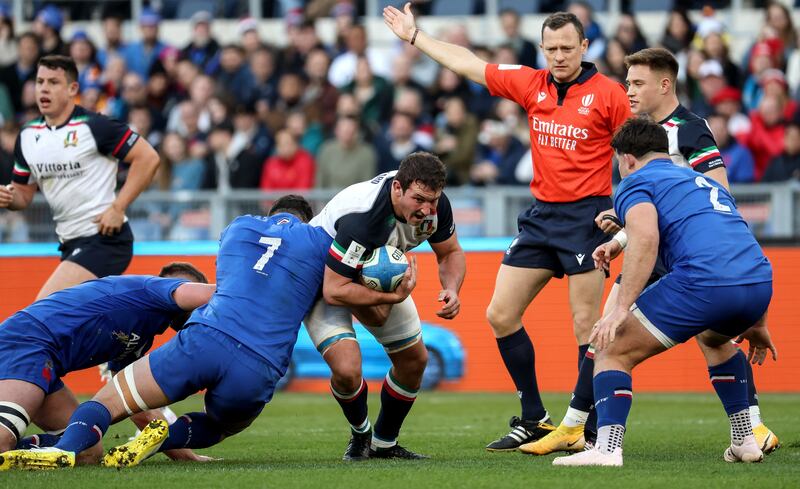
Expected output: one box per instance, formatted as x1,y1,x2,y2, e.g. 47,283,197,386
1,0,800,240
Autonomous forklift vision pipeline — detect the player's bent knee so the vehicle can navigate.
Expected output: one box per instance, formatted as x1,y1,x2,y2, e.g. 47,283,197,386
330,367,363,393
0,401,31,450
485,304,521,336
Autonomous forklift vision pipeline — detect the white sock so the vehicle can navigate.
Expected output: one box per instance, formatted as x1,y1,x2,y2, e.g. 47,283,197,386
749,405,762,427
596,424,625,454
562,407,589,428
730,408,752,445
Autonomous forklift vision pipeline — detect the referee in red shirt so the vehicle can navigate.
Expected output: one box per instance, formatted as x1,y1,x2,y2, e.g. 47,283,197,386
384,4,631,450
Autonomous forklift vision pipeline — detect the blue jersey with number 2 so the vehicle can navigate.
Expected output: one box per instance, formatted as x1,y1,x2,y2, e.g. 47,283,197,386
187,214,332,373
614,159,772,286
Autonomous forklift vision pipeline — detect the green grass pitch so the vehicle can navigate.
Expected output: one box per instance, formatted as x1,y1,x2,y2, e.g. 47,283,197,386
2,393,798,488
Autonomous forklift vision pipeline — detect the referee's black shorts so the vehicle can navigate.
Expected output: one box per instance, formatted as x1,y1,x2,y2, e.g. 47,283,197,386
58,222,134,277
503,196,612,278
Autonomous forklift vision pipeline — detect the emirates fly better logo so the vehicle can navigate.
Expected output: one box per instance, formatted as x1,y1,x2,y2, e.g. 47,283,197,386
578,94,594,115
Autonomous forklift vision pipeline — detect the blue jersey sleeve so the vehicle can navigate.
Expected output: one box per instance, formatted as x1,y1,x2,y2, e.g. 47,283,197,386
614,173,654,226
143,277,189,312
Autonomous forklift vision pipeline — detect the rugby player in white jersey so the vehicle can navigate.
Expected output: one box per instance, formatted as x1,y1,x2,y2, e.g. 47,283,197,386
0,55,159,300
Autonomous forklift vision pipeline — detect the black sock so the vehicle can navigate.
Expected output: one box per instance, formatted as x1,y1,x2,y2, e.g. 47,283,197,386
570,344,595,412
496,327,546,421
745,359,759,408
373,372,418,445
331,379,370,433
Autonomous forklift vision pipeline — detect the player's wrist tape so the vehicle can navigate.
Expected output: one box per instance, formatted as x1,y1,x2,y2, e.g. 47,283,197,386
410,28,420,45
612,230,628,249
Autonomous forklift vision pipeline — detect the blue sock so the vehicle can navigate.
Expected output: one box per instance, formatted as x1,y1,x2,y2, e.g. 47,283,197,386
54,401,111,454
16,433,61,449
158,413,224,451
708,350,749,416
496,327,547,421
744,358,759,408
593,370,633,428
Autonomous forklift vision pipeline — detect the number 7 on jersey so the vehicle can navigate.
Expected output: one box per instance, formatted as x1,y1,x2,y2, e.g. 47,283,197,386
253,237,282,271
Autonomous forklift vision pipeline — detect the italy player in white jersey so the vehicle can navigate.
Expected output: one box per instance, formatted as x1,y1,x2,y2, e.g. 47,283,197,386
308,152,465,460
0,55,159,300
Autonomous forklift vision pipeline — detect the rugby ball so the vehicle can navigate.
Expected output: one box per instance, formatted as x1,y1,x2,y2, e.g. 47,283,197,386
360,245,408,292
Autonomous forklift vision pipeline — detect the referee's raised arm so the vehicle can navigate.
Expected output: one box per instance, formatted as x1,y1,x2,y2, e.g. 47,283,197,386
383,2,487,86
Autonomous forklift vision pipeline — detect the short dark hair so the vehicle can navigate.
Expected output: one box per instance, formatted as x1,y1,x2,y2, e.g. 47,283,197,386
395,151,447,192
625,47,679,82
541,12,585,42
611,117,669,158
37,55,78,83
159,262,208,284
269,194,314,223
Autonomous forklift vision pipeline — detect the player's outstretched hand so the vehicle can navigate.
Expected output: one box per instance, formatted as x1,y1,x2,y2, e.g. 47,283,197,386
164,448,222,462
383,2,417,43
589,306,629,350
736,324,778,365
592,240,623,271
436,288,460,319
392,255,417,302
595,208,622,234
94,204,125,235
0,184,14,208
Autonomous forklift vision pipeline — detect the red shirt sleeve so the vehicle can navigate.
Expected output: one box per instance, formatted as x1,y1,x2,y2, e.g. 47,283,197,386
297,150,315,189
606,81,632,131
485,63,538,109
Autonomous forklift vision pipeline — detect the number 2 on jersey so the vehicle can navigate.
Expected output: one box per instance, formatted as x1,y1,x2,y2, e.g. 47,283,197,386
253,237,282,271
694,176,731,213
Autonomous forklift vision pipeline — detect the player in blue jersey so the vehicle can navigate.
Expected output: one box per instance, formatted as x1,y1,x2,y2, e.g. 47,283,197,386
0,195,351,469
552,118,775,467
0,262,213,466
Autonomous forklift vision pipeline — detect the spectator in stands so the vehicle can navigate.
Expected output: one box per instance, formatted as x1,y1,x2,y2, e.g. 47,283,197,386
471,118,528,186
303,47,340,134
232,104,273,164
710,86,751,138
661,8,695,56
374,111,426,174
217,44,254,106
764,1,797,64
495,98,530,147
788,38,800,99
327,0,356,57
169,74,215,134
328,23,391,88
336,91,361,119
97,13,126,68
124,8,168,80
0,122,16,183
264,71,308,134
204,120,263,190
281,18,323,75
33,5,67,57
499,8,537,69
78,80,106,114
567,1,605,63
69,31,102,89
743,94,788,180
163,131,205,192
315,115,376,188
762,121,800,182
603,38,628,84
614,13,648,54
260,129,315,190
343,56,394,136
249,46,279,115
174,101,209,158
392,88,434,150
286,110,324,155
180,11,220,75
430,68,471,118
743,40,783,112
435,97,478,186
708,113,755,183
0,5,16,67
0,32,39,114
146,47,180,113
700,31,741,89
390,53,429,115
692,59,727,117
396,40,439,88
129,105,162,149
238,18,264,59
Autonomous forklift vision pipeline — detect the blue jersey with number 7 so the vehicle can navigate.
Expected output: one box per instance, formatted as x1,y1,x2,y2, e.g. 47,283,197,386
186,214,332,373
614,159,772,286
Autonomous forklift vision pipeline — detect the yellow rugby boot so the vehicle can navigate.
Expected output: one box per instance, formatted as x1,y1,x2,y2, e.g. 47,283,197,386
102,419,168,468
519,424,585,455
